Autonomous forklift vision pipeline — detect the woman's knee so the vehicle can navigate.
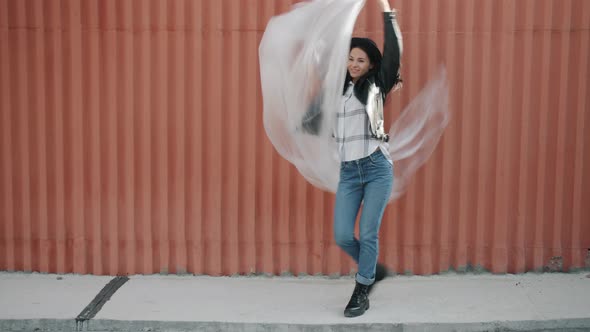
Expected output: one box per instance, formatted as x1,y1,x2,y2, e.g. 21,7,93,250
334,229,355,247
359,230,378,245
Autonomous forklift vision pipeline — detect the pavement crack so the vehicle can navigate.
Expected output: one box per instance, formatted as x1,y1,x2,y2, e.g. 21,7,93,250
75,276,129,330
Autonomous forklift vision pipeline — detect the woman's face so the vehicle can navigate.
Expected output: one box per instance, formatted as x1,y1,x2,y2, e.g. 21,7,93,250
348,47,373,82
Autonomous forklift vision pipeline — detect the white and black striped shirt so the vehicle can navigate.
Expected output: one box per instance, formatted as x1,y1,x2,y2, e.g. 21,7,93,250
336,82,392,163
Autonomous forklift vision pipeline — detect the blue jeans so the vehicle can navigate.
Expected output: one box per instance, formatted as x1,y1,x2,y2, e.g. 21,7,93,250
334,149,393,285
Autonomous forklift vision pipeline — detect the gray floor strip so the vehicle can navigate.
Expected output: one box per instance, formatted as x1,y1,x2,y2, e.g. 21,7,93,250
75,276,129,324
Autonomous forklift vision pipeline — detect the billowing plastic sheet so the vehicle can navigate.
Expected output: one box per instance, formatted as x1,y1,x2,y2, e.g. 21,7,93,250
259,0,449,201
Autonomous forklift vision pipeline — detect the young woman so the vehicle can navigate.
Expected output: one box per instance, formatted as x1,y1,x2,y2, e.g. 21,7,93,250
334,0,402,318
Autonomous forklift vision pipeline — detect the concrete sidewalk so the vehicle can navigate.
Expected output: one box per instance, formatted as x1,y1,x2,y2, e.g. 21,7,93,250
1,271,589,332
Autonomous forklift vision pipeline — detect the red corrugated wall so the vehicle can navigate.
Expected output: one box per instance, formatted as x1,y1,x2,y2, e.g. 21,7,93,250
1,0,589,276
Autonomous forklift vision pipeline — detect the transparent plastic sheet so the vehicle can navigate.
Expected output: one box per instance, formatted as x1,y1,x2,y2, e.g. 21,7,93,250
259,0,450,202
388,66,450,200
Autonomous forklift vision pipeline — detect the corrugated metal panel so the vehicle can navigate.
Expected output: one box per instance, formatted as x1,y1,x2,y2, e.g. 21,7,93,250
1,0,589,276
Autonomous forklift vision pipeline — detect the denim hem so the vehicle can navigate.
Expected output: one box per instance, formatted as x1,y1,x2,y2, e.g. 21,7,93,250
355,272,375,286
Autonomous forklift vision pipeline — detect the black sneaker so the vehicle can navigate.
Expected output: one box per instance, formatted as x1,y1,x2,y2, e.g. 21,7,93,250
368,263,388,295
344,282,370,317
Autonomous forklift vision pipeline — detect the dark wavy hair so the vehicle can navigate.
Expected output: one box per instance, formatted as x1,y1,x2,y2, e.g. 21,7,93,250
343,37,384,105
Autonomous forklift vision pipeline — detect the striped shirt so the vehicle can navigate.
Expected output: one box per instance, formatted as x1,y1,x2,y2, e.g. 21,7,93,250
336,82,392,163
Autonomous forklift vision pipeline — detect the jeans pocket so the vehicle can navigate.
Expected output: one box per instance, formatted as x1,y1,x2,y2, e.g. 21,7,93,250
369,150,386,166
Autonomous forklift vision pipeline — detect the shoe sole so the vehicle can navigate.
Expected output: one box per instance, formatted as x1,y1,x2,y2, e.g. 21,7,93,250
344,301,370,318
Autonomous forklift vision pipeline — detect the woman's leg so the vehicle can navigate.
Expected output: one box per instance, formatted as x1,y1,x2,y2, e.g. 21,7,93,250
334,164,364,262
356,152,393,285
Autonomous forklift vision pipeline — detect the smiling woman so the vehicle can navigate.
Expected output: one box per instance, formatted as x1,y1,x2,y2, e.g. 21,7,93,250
348,48,373,81
259,0,446,318
331,1,402,317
